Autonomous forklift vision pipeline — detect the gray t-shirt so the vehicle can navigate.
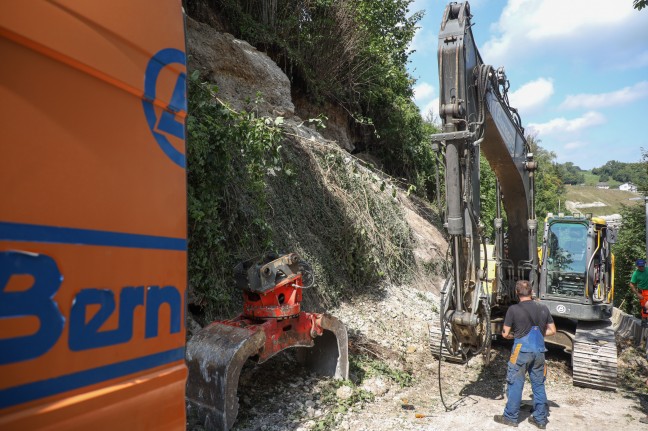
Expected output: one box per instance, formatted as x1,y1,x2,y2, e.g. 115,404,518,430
504,300,554,339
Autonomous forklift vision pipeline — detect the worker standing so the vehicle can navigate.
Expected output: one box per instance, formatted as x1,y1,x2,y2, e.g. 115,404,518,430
494,280,556,429
629,259,648,327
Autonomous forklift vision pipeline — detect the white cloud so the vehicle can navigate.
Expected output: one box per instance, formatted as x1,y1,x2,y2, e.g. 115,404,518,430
413,82,435,102
528,111,606,136
564,141,587,150
421,97,440,121
560,81,648,110
412,81,439,120
508,78,554,114
482,0,647,69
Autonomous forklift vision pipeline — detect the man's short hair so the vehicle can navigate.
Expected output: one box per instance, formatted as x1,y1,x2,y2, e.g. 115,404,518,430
516,280,532,297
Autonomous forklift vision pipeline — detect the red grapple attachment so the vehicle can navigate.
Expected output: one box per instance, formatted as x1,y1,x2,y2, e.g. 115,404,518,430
185,253,349,430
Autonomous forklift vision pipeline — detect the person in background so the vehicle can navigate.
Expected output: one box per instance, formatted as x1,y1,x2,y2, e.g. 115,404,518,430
629,258,648,327
494,280,556,429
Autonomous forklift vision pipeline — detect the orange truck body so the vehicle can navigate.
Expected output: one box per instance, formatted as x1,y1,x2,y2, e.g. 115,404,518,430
0,1,188,429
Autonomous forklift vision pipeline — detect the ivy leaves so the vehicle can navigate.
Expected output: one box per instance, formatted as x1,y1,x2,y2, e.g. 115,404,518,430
186,73,284,317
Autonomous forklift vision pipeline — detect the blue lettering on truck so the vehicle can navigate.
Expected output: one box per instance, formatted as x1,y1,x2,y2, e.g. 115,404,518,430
0,221,186,408
0,251,182,362
0,252,65,364
142,48,187,168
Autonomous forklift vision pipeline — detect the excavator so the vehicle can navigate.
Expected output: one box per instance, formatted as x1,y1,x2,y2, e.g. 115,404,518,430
0,2,347,430
429,1,618,391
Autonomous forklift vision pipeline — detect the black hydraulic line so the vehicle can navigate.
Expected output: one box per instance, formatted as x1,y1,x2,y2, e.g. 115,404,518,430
434,145,444,216
438,303,453,411
437,287,466,412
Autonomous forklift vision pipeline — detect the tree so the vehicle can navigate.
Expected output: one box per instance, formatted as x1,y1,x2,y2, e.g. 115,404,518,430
556,161,585,185
612,149,648,315
634,0,647,11
639,148,648,192
613,203,646,315
207,0,436,199
480,153,498,240
591,159,647,185
528,135,565,219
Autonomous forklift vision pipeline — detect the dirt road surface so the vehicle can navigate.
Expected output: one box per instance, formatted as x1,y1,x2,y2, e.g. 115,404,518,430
219,284,648,431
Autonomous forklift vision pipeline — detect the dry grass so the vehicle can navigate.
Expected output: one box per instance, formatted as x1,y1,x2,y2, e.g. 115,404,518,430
565,185,641,216
265,129,418,308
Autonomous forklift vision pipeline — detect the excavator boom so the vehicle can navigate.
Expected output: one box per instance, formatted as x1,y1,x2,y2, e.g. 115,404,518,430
430,2,537,360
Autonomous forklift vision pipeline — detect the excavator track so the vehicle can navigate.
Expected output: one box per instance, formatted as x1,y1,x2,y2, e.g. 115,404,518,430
572,320,617,391
429,318,467,364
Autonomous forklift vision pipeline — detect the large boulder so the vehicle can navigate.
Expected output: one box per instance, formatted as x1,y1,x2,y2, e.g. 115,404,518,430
186,17,294,118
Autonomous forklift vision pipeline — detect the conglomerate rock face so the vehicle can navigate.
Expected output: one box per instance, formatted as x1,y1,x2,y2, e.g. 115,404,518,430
186,16,295,118
186,15,360,152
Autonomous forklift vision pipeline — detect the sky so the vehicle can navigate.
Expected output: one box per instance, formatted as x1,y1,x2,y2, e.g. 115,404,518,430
407,0,648,170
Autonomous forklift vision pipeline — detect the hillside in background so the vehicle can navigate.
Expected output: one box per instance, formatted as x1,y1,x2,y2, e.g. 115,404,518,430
564,184,641,216
560,160,646,189
581,170,621,187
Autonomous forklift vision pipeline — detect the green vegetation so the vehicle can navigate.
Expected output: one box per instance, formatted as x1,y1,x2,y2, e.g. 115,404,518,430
264,137,417,306
186,74,282,317
187,73,418,319
582,170,605,186
353,355,413,388
530,138,567,219
556,161,585,185
185,0,648,323
479,135,566,243
311,380,374,431
592,160,647,188
310,353,414,430
612,150,648,315
207,0,440,201
613,203,646,315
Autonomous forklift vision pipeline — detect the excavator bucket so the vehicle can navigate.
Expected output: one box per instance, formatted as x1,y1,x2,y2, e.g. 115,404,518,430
296,314,349,378
186,323,265,430
185,314,348,431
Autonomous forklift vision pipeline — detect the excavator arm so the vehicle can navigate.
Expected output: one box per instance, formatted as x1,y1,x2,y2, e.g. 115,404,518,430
430,2,538,358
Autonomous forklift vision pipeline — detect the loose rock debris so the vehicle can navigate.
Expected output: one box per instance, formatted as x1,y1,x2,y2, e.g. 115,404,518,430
184,284,648,430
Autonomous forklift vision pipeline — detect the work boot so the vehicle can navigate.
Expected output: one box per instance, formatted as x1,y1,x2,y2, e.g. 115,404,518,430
528,416,547,429
493,415,518,427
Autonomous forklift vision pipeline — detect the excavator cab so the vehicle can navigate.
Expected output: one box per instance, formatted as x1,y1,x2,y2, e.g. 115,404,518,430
539,214,615,319
539,213,618,390
543,220,589,295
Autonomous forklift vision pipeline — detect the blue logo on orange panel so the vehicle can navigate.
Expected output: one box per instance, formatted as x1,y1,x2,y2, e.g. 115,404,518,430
142,48,187,168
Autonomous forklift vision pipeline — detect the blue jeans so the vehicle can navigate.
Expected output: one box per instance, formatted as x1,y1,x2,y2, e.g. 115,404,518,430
503,351,548,424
